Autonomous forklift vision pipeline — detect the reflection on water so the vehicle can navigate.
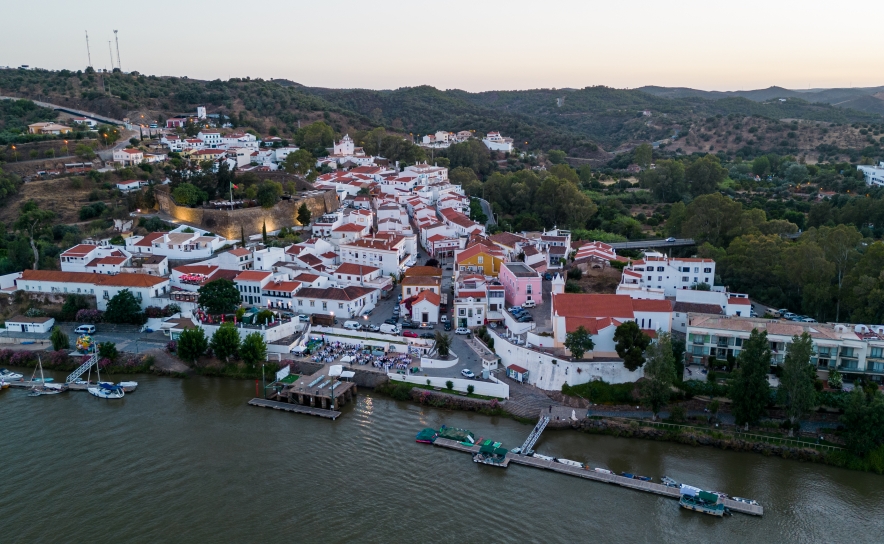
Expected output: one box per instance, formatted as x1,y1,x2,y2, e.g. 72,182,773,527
1,369,883,543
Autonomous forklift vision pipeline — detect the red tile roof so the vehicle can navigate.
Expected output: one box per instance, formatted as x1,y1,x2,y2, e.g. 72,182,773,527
234,271,272,282
295,286,375,301
228,248,251,257
334,263,379,276
263,281,301,292
413,290,441,306
62,244,97,257
135,232,165,247
20,270,167,288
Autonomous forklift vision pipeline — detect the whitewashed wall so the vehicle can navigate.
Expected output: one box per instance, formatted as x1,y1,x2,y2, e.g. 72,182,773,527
388,373,509,399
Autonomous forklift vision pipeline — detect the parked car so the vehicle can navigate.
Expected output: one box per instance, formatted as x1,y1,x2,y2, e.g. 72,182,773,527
419,323,433,329
402,321,419,329
455,327,470,335
509,306,523,313
445,266,453,270
522,300,536,309
384,318,398,325
543,273,552,281
368,324,380,332
801,317,817,323
517,315,534,322
74,324,96,335
444,322,452,331
298,314,310,322
380,323,401,335
461,369,475,379
440,315,449,323
420,332,435,339
343,321,362,331
402,331,419,338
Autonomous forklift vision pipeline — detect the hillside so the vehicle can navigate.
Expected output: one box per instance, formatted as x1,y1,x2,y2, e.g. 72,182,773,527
1,67,881,157
639,85,884,116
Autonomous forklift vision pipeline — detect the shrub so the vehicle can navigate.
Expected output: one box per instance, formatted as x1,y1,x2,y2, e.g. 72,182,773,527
669,405,686,422
445,380,454,391
467,385,475,395
75,309,103,323
166,340,178,353
98,341,118,362
567,267,583,280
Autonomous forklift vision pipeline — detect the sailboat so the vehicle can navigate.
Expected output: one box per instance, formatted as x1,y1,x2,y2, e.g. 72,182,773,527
28,356,67,396
86,356,124,400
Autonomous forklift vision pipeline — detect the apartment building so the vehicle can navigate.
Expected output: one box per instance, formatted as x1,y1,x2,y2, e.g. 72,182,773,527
620,252,716,297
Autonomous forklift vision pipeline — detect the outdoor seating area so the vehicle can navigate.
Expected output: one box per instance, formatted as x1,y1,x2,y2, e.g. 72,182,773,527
306,339,415,370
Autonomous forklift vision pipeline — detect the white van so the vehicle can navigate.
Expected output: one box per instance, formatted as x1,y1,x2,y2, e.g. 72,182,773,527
379,323,401,335
522,300,536,308
74,324,96,335
343,321,362,331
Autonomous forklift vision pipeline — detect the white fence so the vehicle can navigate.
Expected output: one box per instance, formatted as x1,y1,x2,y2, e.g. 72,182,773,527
388,373,509,399
419,354,459,368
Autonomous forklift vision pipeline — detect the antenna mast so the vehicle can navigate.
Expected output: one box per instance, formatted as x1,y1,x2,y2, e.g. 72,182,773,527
108,41,114,71
113,30,121,71
85,31,93,67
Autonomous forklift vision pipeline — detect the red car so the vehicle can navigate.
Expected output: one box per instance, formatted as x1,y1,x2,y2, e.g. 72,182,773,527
402,331,419,338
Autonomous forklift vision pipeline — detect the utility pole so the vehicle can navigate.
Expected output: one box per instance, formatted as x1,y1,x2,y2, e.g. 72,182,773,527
85,31,92,68
113,30,121,71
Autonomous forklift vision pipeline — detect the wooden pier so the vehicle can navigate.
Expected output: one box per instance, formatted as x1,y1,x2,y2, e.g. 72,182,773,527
432,438,763,517
248,398,341,420
6,380,86,391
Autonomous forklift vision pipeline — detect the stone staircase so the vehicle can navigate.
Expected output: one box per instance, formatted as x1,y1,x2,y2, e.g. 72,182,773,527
501,376,561,419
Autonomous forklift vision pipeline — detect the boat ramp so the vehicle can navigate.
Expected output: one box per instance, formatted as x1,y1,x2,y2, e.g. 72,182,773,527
428,421,764,517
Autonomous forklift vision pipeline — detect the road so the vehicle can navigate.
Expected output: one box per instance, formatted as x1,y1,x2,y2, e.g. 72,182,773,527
56,322,169,355
0,95,124,126
608,238,695,250
476,197,496,226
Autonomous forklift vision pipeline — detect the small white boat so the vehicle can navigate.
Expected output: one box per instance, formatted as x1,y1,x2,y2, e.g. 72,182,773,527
27,356,66,397
532,454,555,461
88,383,125,399
593,468,613,474
1,380,9,390
732,497,759,506
118,381,138,392
555,458,584,468
0,369,23,381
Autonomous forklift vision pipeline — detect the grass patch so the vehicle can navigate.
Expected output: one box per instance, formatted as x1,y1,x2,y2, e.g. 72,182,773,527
563,381,636,404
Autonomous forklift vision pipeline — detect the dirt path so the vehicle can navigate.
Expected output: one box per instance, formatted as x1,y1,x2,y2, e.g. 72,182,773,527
143,348,190,373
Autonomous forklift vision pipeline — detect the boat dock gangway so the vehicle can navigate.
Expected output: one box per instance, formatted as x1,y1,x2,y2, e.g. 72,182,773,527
65,353,98,383
520,416,549,454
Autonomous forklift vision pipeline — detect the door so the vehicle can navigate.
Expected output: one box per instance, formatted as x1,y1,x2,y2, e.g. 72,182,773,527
459,318,467,328
422,312,429,323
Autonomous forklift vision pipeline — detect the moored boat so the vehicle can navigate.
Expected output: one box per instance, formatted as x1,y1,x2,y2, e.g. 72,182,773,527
679,485,726,517
593,468,613,474
622,472,652,481
415,428,438,444
661,476,681,488
732,497,759,506
0,369,23,381
88,382,125,399
118,381,138,392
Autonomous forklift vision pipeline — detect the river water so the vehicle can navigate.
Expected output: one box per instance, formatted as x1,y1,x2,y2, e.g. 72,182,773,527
2,370,883,543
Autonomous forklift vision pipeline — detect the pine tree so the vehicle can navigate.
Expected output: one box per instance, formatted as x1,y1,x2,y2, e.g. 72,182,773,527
240,225,246,248
262,221,268,245
730,329,772,429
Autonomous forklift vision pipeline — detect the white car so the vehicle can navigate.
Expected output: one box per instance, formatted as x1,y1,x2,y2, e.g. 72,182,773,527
461,369,475,379
74,324,96,335
455,327,470,335
298,314,310,322
522,300,536,309
665,237,677,242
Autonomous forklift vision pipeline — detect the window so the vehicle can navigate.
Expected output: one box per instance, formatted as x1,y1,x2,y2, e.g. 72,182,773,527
694,277,698,283
657,266,664,272
298,300,303,306
459,309,466,316
322,302,327,310
704,277,709,283
681,276,689,282
478,256,484,264
338,303,344,309
658,276,662,281
704,267,712,273
693,267,699,273
309,300,315,307
871,347,883,359
526,284,532,294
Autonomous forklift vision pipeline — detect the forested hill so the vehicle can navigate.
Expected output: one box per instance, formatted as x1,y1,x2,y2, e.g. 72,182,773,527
1,67,880,154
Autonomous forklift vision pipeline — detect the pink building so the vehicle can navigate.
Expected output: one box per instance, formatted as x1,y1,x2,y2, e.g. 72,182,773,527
499,262,542,307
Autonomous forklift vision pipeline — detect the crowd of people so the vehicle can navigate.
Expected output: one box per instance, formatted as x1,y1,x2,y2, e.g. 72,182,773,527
307,340,413,371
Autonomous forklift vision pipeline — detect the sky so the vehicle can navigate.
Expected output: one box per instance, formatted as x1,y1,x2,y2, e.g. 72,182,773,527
2,0,881,92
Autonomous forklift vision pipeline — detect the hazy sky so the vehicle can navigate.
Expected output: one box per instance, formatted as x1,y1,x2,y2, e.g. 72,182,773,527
3,0,881,92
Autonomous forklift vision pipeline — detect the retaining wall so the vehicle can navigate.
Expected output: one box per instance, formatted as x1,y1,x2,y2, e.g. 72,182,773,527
388,372,509,399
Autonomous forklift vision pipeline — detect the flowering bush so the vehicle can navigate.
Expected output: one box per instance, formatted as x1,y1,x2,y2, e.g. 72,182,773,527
166,341,178,353
75,309,103,323
10,351,36,367
144,306,165,318
98,357,112,368
25,307,46,317
48,350,72,368
163,304,181,316
489,399,499,409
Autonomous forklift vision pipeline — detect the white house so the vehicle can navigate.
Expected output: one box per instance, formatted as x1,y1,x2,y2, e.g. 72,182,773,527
197,130,223,148
619,252,717,297
482,131,514,152
125,229,227,260
338,234,414,277
292,285,379,318
411,290,441,324
5,315,55,334
112,148,144,166
60,244,132,274
235,270,274,306
858,162,884,187
16,270,171,311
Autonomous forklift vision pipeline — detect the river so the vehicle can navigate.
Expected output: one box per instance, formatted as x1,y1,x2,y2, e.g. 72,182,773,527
2,370,883,543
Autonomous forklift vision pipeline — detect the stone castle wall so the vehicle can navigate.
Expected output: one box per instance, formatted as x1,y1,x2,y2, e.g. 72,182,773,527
154,187,338,240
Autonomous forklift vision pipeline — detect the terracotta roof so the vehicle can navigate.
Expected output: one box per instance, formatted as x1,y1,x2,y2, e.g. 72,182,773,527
19,270,167,288
401,275,440,286
206,269,239,282
262,281,301,292
295,286,375,301
7,315,54,324
552,294,634,319
135,232,165,247
565,317,620,334
413,290,441,306
228,248,251,257
293,273,320,283
234,271,272,282
456,244,501,264
62,244,97,257
457,290,486,298
334,263,379,276
632,299,673,312
489,232,527,248
673,302,723,315
507,364,528,374
332,223,367,233
404,266,442,278
728,296,751,305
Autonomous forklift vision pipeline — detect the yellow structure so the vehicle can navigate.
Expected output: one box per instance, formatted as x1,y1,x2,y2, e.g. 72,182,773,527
28,122,73,135
455,243,505,277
